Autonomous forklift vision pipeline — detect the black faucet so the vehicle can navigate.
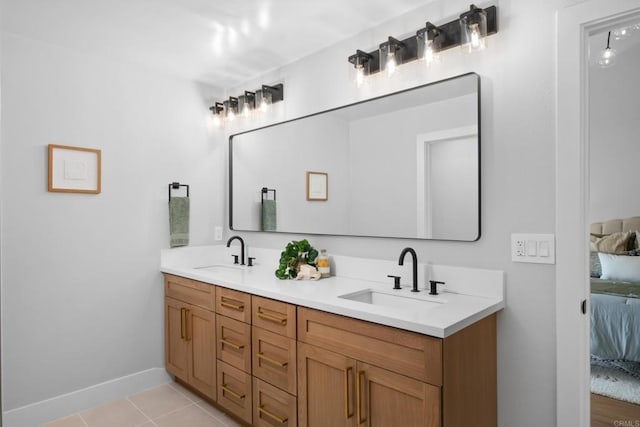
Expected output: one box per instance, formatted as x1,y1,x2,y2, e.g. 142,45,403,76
226,236,245,265
398,247,419,292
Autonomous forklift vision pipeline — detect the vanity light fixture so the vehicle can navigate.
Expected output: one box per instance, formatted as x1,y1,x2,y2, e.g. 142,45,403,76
208,83,283,127
224,97,238,122
460,4,488,52
348,49,373,87
240,91,255,118
598,31,617,68
417,22,443,67
380,37,405,77
209,102,224,127
347,4,497,86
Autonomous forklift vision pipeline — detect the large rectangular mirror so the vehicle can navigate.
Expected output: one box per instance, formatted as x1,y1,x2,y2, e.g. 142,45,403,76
230,72,480,241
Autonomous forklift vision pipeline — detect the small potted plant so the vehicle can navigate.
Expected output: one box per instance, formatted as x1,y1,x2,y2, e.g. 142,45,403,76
275,239,319,279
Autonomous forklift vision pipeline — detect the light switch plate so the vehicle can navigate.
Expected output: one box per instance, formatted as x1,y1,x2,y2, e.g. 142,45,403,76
511,233,555,264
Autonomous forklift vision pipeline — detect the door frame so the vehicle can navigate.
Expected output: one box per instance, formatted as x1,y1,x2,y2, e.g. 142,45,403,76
415,126,477,238
556,1,640,425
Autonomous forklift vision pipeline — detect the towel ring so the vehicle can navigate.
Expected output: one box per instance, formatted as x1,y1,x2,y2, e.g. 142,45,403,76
169,182,189,200
261,187,276,204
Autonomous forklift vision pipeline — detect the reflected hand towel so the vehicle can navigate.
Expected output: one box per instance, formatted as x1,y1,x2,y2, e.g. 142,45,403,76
169,197,189,247
261,200,277,231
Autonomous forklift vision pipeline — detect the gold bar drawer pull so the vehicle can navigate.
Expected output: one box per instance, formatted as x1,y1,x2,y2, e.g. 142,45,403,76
259,405,288,424
257,352,288,367
221,384,245,400
221,338,244,350
221,300,244,311
257,311,287,324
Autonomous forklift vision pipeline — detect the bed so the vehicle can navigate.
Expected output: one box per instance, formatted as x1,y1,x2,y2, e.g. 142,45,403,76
590,217,640,362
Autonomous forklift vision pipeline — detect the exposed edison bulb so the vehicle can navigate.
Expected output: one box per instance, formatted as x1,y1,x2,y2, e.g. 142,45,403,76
468,24,485,51
212,114,222,127
260,98,269,113
227,109,235,122
242,103,251,118
598,47,617,68
424,40,440,67
355,66,365,87
386,51,397,77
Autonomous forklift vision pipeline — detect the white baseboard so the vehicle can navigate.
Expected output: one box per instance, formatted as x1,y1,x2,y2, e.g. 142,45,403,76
3,367,172,427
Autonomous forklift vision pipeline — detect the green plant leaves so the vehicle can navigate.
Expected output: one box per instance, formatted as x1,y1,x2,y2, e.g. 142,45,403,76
275,239,319,279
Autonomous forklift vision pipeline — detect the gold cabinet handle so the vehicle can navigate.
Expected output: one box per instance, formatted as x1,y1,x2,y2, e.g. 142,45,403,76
257,311,287,324
184,309,191,341
180,307,186,339
221,338,244,350
259,405,288,424
344,366,354,419
221,300,244,311
221,384,245,400
356,370,366,425
257,352,288,367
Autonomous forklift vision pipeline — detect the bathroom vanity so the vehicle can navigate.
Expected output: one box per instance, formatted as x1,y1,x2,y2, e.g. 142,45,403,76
161,246,504,427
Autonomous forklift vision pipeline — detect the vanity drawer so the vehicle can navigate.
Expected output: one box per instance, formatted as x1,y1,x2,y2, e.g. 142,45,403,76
217,287,252,323
216,314,252,373
164,274,215,311
297,307,443,386
217,360,253,424
253,377,297,427
253,327,297,395
252,296,296,338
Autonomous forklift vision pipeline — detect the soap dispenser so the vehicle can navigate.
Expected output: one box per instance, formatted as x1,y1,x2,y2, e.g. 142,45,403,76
317,249,331,278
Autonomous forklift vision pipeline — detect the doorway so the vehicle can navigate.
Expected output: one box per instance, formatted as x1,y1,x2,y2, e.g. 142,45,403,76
557,1,640,426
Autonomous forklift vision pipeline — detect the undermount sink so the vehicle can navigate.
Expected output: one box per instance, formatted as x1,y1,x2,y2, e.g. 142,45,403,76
194,264,245,279
339,289,444,311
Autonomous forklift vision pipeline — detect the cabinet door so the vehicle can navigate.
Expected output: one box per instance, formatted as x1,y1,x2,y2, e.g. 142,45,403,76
356,362,441,427
186,304,216,401
165,297,188,381
297,343,356,427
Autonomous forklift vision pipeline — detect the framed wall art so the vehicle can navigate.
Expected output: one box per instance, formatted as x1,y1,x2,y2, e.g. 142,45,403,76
48,144,102,194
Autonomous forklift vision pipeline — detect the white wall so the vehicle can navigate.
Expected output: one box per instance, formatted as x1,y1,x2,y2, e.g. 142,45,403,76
348,94,476,237
226,1,564,425
231,114,350,234
0,33,223,411
589,42,640,223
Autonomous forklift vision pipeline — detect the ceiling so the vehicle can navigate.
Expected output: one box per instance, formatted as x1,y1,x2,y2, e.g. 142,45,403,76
2,0,432,90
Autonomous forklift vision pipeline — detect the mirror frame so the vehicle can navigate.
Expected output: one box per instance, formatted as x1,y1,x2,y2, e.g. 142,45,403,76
229,72,481,241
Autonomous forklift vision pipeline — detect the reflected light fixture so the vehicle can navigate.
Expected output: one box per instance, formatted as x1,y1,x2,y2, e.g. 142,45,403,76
380,37,404,77
612,26,630,40
417,22,442,66
598,31,617,68
347,4,497,87
348,50,373,87
460,4,488,52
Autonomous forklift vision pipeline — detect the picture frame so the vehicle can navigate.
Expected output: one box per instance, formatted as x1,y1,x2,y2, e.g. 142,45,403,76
48,144,102,194
306,171,328,201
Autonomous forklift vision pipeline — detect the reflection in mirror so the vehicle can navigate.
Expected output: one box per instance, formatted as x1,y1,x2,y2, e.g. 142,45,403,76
230,73,480,241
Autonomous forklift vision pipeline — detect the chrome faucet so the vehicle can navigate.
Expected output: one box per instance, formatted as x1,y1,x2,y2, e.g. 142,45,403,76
226,235,245,265
398,247,419,292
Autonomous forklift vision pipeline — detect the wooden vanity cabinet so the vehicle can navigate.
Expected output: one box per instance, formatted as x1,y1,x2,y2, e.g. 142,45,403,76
164,274,216,401
297,307,497,427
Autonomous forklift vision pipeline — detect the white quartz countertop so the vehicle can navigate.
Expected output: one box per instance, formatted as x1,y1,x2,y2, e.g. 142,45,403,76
161,247,504,338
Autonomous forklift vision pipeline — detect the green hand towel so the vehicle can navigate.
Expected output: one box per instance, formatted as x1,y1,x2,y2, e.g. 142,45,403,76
261,200,277,231
169,197,189,247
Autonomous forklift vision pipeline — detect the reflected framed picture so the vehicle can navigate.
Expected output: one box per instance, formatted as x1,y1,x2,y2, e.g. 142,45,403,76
48,144,102,194
306,171,328,201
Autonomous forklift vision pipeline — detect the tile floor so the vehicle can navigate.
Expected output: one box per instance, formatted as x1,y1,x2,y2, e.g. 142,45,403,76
42,382,243,427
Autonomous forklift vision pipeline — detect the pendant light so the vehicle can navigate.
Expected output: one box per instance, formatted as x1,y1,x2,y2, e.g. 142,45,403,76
598,31,617,68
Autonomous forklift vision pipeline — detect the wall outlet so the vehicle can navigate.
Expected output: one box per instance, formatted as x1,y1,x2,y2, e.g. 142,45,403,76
511,233,555,264
214,226,223,241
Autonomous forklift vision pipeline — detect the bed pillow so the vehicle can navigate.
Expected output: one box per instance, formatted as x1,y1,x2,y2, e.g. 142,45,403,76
590,231,634,254
590,252,602,278
598,252,640,282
